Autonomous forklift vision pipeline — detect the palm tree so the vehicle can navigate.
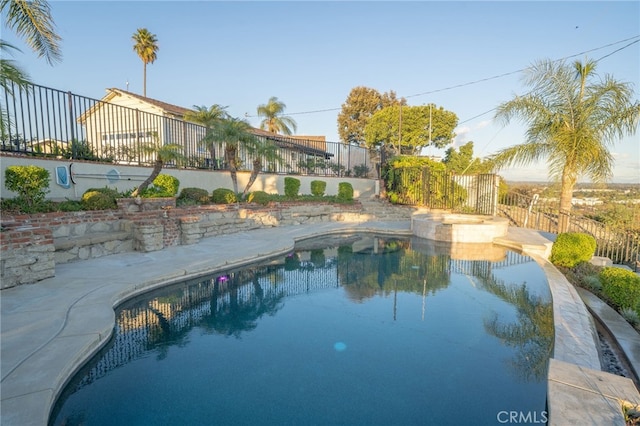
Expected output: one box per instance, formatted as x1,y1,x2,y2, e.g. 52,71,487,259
131,134,184,197
490,59,639,232
256,96,297,135
131,28,158,97
1,0,62,65
242,140,282,198
1,0,61,137
209,117,258,196
184,104,228,169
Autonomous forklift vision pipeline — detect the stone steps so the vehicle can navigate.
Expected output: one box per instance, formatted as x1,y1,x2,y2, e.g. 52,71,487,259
357,198,418,221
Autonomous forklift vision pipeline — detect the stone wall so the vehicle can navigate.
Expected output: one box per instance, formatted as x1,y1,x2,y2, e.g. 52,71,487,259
0,200,366,288
0,226,55,289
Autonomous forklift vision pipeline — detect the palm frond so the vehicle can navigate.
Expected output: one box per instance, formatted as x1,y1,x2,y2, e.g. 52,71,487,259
2,0,62,64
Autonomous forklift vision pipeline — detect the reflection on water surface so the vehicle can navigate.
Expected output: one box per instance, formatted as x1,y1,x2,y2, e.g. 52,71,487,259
51,234,553,426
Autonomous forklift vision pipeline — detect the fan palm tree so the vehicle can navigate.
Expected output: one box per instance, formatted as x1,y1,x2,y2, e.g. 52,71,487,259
131,134,184,197
1,0,62,65
132,28,158,97
208,117,258,196
184,104,229,169
256,96,297,135
490,58,639,232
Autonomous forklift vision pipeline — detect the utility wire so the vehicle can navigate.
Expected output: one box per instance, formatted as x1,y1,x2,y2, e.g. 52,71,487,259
246,35,639,119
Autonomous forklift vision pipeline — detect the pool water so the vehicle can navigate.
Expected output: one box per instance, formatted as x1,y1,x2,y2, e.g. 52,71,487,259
50,234,553,426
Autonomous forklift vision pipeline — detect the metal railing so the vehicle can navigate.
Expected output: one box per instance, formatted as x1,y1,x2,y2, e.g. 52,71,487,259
1,82,379,178
385,167,500,215
498,191,639,270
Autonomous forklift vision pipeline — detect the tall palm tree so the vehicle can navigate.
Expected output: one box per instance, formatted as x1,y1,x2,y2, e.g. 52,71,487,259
184,104,228,169
131,134,184,197
1,0,62,65
256,96,297,135
131,28,158,97
490,58,639,232
209,117,258,196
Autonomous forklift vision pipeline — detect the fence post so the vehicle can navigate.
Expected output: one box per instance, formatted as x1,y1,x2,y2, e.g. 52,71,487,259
67,91,76,158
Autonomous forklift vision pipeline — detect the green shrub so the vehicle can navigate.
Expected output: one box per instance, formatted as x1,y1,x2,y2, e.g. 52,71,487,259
4,165,50,211
81,191,117,210
337,182,354,202
353,164,370,178
600,267,640,310
56,200,84,212
177,187,210,205
211,188,237,204
153,174,180,196
620,307,640,327
310,180,327,197
284,177,301,198
247,191,271,206
582,275,603,292
549,233,597,268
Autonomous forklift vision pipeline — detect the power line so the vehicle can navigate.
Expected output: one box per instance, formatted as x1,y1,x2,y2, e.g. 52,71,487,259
247,35,639,120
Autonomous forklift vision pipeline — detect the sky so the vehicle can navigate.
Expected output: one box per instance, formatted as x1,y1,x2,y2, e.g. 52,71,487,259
3,0,639,183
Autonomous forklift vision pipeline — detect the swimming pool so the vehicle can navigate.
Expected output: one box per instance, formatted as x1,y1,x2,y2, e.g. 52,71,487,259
50,234,553,425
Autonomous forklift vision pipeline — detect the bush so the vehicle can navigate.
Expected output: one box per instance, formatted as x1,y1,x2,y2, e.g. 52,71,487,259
57,199,84,212
284,177,301,198
211,188,237,204
310,180,326,197
4,165,50,211
153,174,180,196
82,190,117,210
177,187,210,206
247,191,271,206
549,233,597,268
337,182,354,202
599,267,640,311
353,164,370,178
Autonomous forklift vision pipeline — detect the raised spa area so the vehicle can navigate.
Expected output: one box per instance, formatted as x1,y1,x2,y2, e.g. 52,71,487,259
50,234,552,426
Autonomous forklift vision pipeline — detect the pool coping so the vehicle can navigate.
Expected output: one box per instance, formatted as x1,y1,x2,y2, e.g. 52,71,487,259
1,221,638,425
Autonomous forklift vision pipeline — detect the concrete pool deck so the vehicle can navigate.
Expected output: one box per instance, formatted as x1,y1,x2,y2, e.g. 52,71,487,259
1,221,639,425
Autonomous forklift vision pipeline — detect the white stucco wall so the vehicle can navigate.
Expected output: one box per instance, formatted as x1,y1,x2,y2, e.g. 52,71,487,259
0,156,379,200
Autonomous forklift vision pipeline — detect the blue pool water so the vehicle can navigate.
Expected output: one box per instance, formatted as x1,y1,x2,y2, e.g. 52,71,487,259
50,234,553,425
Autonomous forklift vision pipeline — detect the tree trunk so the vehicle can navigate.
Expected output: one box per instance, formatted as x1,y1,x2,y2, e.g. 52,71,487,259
132,160,162,197
558,168,575,233
143,62,147,97
225,145,239,196
243,159,262,197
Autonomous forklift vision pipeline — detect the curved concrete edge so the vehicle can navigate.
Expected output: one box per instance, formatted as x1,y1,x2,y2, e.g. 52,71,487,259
3,221,637,425
0,221,411,426
516,238,640,426
577,287,640,384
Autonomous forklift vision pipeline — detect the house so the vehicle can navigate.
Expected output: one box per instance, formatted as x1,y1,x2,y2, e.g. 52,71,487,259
77,89,332,171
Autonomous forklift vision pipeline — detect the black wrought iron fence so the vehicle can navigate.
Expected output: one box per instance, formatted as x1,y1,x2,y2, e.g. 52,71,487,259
498,191,639,270
1,82,379,178
385,167,499,215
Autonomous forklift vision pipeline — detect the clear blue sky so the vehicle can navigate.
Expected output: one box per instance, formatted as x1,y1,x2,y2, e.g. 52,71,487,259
3,1,639,182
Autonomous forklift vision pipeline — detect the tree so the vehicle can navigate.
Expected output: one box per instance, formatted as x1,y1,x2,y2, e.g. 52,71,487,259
1,0,61,136
256,97,297,135
1,0,62,65
131,134,184,197
337,86,403,145
184,104,229,168
242,140,282,198
443,141,490,174
490,58,639,232
208,117,258,197
364,104,458,155
132,28,158,97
